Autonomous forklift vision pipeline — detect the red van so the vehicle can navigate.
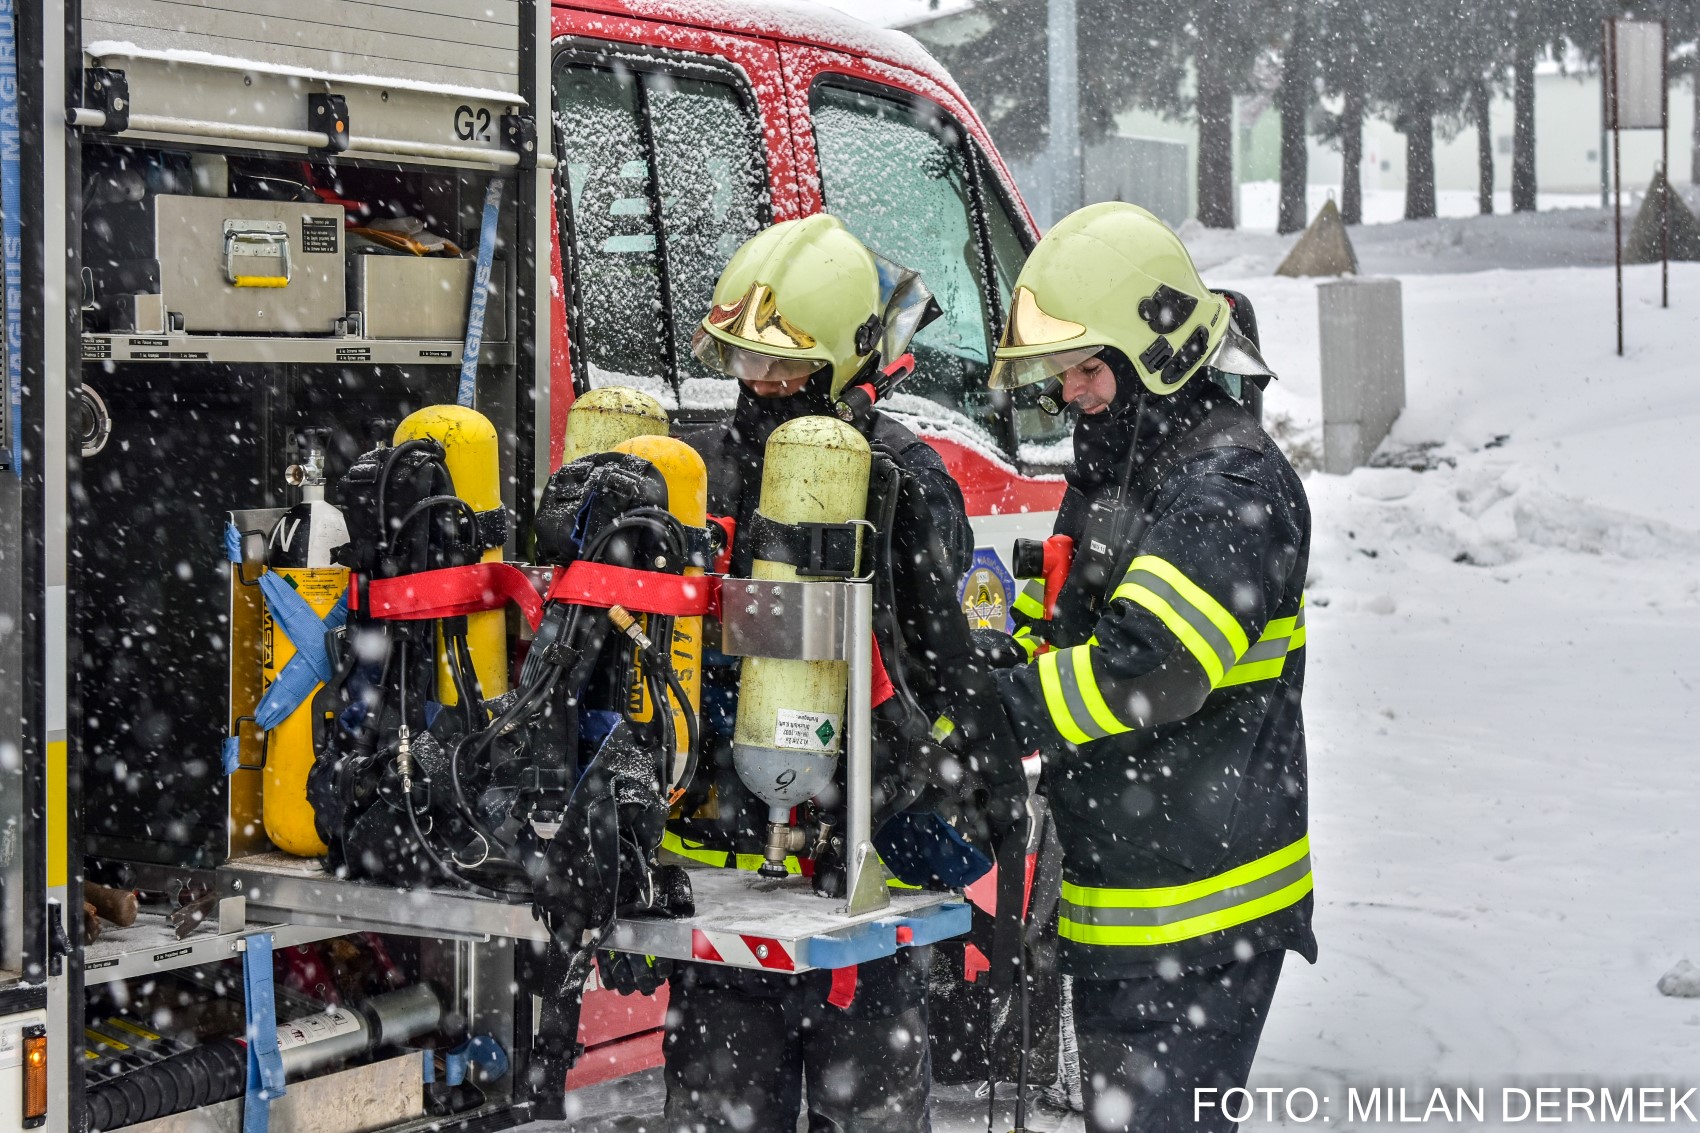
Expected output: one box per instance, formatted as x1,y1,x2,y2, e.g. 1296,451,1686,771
546,0,1066,1086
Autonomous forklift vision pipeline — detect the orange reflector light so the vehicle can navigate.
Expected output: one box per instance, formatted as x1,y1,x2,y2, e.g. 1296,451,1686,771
23,1024,48,1126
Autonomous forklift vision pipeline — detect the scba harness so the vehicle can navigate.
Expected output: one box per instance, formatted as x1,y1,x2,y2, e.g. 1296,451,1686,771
306,442,703,960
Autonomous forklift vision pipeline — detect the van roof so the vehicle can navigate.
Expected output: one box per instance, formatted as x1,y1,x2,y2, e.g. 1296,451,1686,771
567,0,964,99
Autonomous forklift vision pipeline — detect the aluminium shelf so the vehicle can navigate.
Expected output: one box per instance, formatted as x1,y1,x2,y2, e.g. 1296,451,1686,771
82,908,346,986
220,853,969,971
82,334,514,367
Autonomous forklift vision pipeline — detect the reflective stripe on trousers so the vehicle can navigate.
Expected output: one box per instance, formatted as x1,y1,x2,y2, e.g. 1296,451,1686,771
1059,835,1313,947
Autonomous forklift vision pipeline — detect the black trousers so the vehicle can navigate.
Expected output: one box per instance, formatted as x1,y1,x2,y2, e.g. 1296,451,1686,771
663,948,933,1133
1073,951,1285,1133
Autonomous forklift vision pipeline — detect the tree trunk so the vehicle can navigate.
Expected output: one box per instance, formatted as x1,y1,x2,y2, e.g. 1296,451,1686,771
1341,69,1364,225
1474,78,1495,215
1692,62,1699,187
1277,6,1312,235
1404,96,1436,220
1195,41,1236,228
1512,41,1537,212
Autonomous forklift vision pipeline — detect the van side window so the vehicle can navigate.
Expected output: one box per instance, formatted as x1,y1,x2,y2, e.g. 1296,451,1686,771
810,85,1003,451
974,147,1067,462
553,58,769,407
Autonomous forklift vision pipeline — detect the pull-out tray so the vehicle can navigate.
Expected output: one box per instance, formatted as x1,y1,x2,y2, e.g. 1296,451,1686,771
220,854,967,972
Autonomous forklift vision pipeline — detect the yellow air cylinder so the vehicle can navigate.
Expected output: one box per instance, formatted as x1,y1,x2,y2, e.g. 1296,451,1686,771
612,435,706,790
394,406,508,706
561,386,668,464
261,487,348,856
731,417,870,863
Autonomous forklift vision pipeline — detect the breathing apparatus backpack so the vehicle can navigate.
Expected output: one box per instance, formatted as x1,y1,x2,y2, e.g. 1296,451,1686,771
307,436,514,891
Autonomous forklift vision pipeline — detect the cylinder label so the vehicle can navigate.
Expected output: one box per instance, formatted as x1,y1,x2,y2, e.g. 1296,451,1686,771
276,1007,362,1050
773,708,842,753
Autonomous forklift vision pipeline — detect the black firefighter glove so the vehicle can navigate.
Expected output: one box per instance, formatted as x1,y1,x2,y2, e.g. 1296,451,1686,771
970,627,1029,671
596,950,673,996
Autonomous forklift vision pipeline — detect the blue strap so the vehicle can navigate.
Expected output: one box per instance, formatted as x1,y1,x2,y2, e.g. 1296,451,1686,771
222,736,243,775
258,573,344,684
244,589,346,741
458,178,504,407
225,522,244,564
243,933,286,1133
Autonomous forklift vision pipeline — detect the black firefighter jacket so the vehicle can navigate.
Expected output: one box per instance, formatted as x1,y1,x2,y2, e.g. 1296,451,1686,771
994,378,1317,980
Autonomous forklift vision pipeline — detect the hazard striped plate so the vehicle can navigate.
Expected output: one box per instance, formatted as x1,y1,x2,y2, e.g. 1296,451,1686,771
603,868,970,973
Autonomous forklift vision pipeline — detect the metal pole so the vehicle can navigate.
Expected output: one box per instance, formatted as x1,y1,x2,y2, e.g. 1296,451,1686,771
1610,20,1624,356
842,580,887,915
1046,0,1081,222
1661,19,1669,310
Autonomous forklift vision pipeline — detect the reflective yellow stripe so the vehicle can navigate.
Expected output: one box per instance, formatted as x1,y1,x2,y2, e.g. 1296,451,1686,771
1058,835,1313,947
1215,656,1286,687
1215,595,1306,689
1061,835,1309,909
662,830,732,867
1013,578,1046,620
1127,556,1248,658
48,740,67,888
1068,645,1127,737
1114,579,1228,686
1059,874,1313,946
1012,625,1041,661
1037,649,1092,745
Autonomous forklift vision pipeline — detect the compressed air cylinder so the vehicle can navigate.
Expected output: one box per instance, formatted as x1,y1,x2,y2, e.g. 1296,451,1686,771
561,386,668,464
394,406,508,706
262,486,348,857
613,435,706,789
732,417,870,823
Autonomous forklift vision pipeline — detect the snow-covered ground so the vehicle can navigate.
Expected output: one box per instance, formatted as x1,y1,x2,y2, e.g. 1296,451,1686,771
550,215,1700,1131
1237,181,1601,233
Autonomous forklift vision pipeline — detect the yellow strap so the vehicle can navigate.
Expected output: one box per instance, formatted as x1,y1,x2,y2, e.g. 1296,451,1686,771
1061,835,1311,909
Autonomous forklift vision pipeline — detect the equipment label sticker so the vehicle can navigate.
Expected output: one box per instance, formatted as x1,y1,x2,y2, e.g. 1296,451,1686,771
301,216,340,254
276,1008,361,1050
774,708,841,753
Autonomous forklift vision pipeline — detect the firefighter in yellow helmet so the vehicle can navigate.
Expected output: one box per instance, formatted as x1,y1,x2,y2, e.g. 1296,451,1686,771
986,202,1312,1133
620,214,1017,1132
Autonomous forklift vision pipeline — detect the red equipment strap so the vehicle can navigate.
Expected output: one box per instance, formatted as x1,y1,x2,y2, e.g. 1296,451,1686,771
546,561,718,618
869,635,894,708
354,562,544,631
827,963,859,1009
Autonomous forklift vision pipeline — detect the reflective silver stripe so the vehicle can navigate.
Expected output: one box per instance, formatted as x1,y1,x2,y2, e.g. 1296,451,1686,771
1233,636,1289,668
1055,650,1114,740
1120,568,1239,675
1060,854,1312,928
1293,604,1306,633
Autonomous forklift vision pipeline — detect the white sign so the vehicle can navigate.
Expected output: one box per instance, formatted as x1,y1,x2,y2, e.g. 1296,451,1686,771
773,708,842,753
1610,19,1665,131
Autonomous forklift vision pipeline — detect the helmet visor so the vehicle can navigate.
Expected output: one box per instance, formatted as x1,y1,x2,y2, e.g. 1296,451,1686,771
691,328,822,386
988,345,1102,391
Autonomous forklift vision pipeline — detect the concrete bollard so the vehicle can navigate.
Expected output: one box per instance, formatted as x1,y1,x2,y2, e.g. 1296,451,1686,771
1318,277,1406,474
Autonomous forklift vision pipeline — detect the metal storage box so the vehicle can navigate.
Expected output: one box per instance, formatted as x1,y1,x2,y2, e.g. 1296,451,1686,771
351,255,479,340
153,195,347,334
